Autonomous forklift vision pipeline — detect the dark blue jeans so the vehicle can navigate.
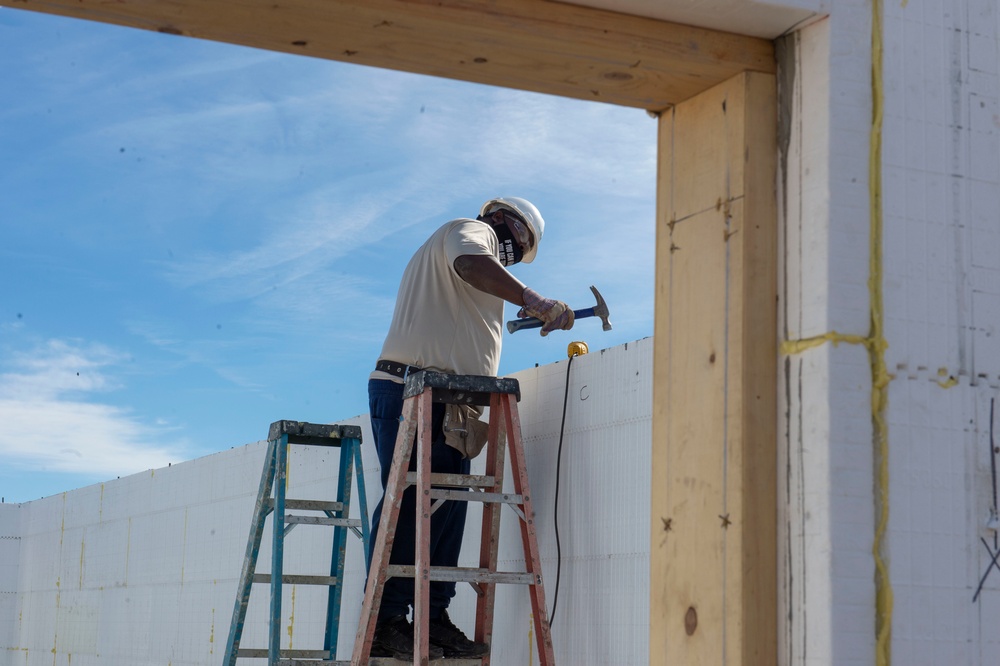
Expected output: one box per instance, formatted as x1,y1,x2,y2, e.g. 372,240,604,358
367,378,470,620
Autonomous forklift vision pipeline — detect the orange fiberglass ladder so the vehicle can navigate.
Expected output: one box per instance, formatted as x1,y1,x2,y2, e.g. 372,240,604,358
352,370,556,666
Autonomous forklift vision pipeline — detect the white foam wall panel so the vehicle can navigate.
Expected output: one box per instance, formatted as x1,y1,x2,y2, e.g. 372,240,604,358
0,505,22,662
783,0,1000,663
479,340,652,665
780,10,885,663
882,0,1000,383
879,0,1000,661
0,338,652,666
884,379,1000,666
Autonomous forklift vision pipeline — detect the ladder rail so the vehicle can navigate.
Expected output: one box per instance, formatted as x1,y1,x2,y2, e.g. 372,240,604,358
354,442,372,571
414,391,434,665
269,434,289,664
475,391,507,665
325,436,358,656
352,399,421,665
223,438,279,666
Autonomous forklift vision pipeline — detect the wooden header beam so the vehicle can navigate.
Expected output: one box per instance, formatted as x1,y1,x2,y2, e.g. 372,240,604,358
3,0,774,112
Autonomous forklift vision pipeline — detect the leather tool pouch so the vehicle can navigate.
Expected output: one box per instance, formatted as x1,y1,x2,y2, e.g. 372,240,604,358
443,404,490,459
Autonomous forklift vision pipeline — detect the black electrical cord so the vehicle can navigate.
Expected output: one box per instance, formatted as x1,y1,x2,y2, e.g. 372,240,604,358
991,397,997,551
549,353,575,627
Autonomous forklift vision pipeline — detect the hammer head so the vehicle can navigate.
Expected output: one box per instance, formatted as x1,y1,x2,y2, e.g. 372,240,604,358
588,285,613,331
504,283,613,334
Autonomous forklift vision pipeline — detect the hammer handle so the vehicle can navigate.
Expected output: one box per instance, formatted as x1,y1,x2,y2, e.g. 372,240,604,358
506,307,596,334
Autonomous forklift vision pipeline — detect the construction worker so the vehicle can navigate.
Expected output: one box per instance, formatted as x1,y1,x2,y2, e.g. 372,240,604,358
366,197,573,660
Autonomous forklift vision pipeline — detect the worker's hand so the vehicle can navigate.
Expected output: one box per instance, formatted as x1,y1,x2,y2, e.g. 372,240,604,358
519,288,576,337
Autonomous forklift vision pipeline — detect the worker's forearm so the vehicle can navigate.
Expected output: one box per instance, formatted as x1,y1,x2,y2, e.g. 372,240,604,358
454,255,527,306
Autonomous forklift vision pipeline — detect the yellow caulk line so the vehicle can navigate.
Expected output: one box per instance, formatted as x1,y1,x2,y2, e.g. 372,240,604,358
287,585,297,649
780,331,869,355
781,1,894,661
870,0,894,662
528,613,534,666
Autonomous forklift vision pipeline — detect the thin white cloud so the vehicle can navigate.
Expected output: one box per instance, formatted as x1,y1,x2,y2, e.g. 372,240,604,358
0,340,192,475
154,80,654,296
160,190,401,295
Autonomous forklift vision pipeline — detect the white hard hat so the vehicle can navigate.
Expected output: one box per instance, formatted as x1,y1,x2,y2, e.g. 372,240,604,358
479,197,545,263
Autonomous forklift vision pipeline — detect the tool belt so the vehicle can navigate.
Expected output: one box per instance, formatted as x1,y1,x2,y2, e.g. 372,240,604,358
375,359,422,379
374,359,490,459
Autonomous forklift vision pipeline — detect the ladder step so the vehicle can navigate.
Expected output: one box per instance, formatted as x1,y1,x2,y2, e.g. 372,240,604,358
368,657,483,666
247,651,482,664
387,565,539,585
268,419,362,445
402,370,520,403
238,648,333,658
253,573,340,586
429,488,523,505
266,650,483,666
266,498,346,512
406,471,496,488
285,515,362,528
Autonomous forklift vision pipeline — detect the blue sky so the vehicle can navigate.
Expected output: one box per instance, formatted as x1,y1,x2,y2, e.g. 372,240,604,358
0,9,657,503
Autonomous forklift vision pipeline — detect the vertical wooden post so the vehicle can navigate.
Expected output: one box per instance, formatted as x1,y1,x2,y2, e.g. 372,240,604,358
651,71,778,666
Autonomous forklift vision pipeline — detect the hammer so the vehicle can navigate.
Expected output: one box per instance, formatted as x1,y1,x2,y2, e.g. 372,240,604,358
507,285,613,334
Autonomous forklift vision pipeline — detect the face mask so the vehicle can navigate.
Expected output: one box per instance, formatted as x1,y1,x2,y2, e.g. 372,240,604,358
491,221,524,266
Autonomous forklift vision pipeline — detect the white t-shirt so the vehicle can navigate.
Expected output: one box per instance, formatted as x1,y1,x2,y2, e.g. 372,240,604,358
372,218,504,381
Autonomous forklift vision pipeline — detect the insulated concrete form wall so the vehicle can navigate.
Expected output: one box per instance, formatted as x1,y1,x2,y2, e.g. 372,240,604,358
881,0,1000,662
0,338,652,666
0,506,21,660
780,0,1000,664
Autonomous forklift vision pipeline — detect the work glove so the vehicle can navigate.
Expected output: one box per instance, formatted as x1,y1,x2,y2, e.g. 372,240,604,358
519,287,575,337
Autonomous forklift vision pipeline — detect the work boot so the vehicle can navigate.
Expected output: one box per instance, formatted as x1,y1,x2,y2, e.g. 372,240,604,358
428,610,490,658
370,615,445,661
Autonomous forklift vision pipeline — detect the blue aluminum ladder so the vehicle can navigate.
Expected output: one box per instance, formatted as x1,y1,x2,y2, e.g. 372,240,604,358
223,420,371,665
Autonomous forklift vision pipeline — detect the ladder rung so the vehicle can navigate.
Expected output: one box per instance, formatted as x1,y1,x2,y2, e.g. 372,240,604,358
266,498,346,512
368,657,483,666
285,515,362,528
253,573,339,586
238,648,333,658
406,471,496,488
387,565,539,585
430,488,523,505
266,650,483,666
246,651,430,664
